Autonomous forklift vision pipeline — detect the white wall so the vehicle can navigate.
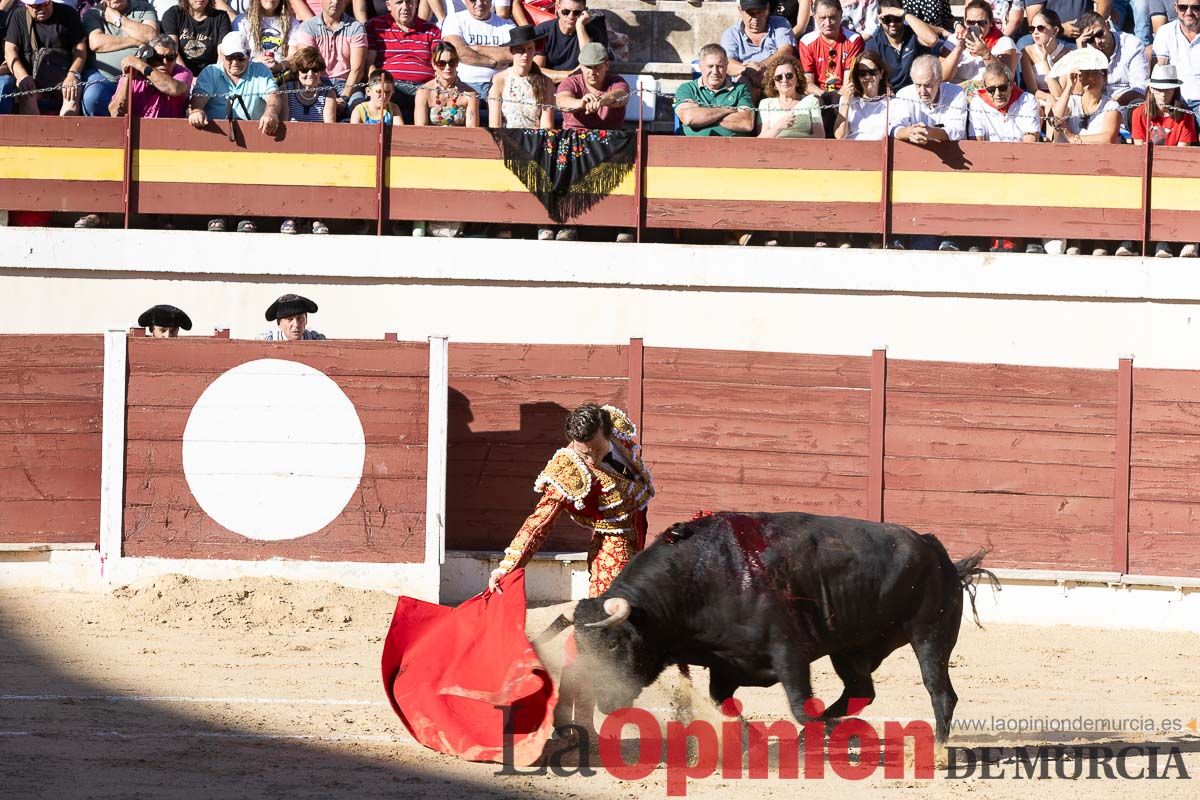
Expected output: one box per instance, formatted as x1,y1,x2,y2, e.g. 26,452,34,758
5,228,1200,370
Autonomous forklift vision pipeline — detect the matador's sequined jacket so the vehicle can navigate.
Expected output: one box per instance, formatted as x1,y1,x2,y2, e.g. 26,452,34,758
494,405,655,576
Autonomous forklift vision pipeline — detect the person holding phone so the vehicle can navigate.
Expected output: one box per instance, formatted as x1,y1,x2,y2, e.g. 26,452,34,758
950,0,1018,84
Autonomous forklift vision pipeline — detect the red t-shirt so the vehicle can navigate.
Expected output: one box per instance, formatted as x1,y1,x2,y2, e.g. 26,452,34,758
557,73,629,130
798,27,864,92
365,15,442,84
1131,103,1198,146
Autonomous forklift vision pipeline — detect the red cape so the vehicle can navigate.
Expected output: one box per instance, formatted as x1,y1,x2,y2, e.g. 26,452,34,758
380,569,558,765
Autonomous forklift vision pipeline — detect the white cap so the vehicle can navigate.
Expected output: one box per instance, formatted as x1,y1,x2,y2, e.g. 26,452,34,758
219,32,249,57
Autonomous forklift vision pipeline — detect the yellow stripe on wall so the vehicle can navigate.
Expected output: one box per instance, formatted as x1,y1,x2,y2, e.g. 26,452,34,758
387,157,635,195
1150,177,1200,212
646,167,881,203
135,150,376,188
892,171,1142,209
0,146,122,182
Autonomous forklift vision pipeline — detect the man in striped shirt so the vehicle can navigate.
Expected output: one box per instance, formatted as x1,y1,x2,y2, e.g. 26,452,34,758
366,0,441,122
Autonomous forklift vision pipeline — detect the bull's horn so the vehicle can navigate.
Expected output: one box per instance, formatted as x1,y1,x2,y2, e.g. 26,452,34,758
584,597,632,628
531,613,574,647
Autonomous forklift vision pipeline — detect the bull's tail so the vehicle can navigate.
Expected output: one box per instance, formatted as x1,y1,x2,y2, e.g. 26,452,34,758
955,548,1001,629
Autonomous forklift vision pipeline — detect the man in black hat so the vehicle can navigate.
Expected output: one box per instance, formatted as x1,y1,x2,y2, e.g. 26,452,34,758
261,294,326,341
138,304,192,338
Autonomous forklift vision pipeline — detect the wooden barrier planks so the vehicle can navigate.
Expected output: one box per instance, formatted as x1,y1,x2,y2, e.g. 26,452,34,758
644,138,883,233
122,337,427,562
446,343,629,551
1128,368,1200,576
883,359,1117,569
0,336,103,544
890,141,1145,241
0,118,125,213
642,347,871,536
133,119,378,219
385,127,636,227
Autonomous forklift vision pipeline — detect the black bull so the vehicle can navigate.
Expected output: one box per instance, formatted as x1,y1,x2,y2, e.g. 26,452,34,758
547,511,997,746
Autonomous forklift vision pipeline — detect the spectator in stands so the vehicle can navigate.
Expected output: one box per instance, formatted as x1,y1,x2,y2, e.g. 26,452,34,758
554,40,631,244
281,43,335,122
415,40,478,125
720,0,796,98
969,61,1040,252
162,0,232,76
278,46,333,235
864,4,947,92
412,40,475,237
290,0,367,116
190,32,282,233
1019,8,1070,109
487,24,551,128
532,0,606,81
951,0,1018,85
891,54,967,252
428,0,514,24
233,0,294,74
1071,10,1147,104
488,25,554,239
757,50,824,137
556,40,626,129
82,0,160,117
441,0,514,103
1022,0,1101,40
799,0,864,133
365,0,440,124
351,64,402,120
991,0,1027,37
3,0,87,116
1154,2,1200,114
1132,65,1197,257
844,0,881,38
675,42,755,137
262,293,326,340
138,304,192,337
834,49,891,139
1048,44,1120,143
108,31,192,117
892,53,968,140
1150,0,1178,37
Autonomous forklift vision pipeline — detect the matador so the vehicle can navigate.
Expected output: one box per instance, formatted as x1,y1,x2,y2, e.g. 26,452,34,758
488,402,655,598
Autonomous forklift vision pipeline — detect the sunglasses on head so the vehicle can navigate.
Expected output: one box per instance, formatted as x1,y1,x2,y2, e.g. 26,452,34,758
879,13,904,23
984,82,1011,94
1178,3,1200,12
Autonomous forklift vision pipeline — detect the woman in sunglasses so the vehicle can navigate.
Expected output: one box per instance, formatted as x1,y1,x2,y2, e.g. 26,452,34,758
1047,49,1120,145
1019,9,1072,109
281,45,336,124
949,0,1017,86
413,42,477,237
415,42,480,128
757,51,823,138
833,51,891,140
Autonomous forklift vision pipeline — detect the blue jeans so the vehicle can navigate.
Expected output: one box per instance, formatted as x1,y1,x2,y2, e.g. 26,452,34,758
330,77,366,119
1128,0,1152,45
82,68,118,117
0,74,14,115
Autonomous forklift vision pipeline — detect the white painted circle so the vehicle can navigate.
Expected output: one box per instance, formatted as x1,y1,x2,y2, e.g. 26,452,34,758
182,358,365,541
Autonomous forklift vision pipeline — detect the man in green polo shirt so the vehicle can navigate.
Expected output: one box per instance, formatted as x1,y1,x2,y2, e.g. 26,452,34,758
674,43,756,136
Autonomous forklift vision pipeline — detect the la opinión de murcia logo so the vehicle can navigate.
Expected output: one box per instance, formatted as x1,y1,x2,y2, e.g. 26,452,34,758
495,699,1192,795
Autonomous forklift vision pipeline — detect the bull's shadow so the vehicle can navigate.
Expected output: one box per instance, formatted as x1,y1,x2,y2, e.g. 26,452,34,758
446,390,587,553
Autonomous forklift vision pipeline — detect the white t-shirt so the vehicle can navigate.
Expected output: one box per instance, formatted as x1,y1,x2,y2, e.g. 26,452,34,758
441,0,511,13
953,35,1017,83
968,90,1040,141
890,82,969,141
1152,20,1200,107
1063,92,1120,136
843,97,890,140
440,10,516,85
235,14,287,61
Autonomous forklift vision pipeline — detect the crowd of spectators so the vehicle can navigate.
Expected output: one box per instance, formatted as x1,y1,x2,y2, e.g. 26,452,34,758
1,0,1198,253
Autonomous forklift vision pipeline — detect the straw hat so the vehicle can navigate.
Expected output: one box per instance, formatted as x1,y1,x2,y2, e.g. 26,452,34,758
1048,46,1109,80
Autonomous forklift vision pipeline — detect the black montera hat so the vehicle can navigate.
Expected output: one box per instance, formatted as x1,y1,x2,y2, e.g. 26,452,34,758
504,25,547,48
138,304,192,330
265,294,318,322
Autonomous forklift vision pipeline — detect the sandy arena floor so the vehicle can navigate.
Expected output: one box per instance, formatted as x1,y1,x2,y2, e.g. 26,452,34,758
1,575,1197,799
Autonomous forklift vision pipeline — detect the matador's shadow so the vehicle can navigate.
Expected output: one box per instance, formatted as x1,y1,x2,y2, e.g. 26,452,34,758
446,389,589,553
